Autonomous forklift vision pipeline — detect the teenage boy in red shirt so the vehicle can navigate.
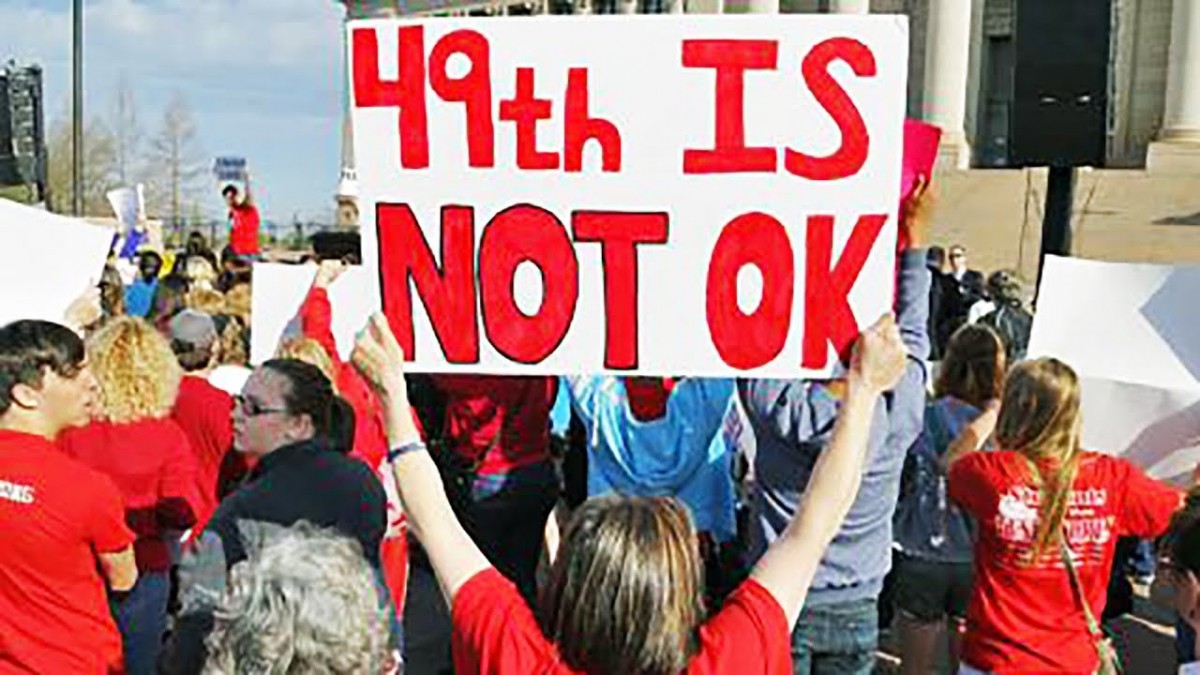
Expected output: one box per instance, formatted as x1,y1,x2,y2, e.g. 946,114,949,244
0,320,138,674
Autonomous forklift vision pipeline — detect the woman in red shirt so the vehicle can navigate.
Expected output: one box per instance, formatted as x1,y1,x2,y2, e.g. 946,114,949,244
60,316,200,675
949,358,1186,674
351,312,908,675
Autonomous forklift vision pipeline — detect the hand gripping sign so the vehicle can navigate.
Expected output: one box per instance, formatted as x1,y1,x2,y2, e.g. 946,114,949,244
349,15,909,378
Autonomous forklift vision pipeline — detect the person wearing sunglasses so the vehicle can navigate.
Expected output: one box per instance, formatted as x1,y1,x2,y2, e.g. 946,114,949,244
164,359,390,675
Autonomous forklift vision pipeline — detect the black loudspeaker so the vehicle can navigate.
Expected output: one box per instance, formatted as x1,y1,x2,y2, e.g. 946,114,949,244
1010,0,1112,167
0,64,46,189
311,230,362,264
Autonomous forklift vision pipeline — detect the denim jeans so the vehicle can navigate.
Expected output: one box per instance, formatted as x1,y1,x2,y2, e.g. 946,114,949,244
114,570,170,675
1179,617,1197,665
791,598,879,675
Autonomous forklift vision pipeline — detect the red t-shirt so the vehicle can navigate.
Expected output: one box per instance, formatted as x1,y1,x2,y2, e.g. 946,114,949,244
171,376,235,536
433,376,557,475
60,418,200,573
298,287,391,469
451,568,792,674
0,430,134,674
949,451,1182,673
229,203,261,256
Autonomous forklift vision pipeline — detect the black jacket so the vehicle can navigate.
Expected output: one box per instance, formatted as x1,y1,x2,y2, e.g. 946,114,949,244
207,439,387,568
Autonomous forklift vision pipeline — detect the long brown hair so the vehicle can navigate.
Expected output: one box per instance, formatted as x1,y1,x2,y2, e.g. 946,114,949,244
934,324,1006,409
995,358,1084,562
538,496,704,675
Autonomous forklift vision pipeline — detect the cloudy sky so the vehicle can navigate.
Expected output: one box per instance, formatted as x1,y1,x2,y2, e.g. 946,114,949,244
0,0,348,222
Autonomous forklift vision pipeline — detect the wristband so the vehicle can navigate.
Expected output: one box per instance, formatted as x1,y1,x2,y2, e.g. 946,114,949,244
387,441,428,463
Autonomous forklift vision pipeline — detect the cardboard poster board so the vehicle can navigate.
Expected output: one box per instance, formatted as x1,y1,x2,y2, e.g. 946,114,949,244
1028,256,1200,484
349,15,909,376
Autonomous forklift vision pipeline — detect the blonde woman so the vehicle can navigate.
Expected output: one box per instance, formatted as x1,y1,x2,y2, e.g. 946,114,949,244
949,359,1188,673
60,316,200,675
185,287,226,316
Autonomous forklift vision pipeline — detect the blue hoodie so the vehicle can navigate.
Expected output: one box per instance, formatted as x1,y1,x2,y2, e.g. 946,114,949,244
740,249,931,606
565,376,739,542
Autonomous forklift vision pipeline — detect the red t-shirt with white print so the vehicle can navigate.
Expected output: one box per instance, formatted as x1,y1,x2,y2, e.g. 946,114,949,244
950,450,1181,674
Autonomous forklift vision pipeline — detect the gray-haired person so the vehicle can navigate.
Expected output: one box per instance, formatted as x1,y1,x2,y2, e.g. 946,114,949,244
201,521,393,675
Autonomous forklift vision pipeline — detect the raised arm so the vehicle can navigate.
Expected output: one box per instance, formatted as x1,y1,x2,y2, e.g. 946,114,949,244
750,315,908,629
940,400,1000,472
353,314,490,606
297,260,345,362
896,176,934,361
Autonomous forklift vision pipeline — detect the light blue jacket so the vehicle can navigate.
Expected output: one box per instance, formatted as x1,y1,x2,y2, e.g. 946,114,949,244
565,376,738,542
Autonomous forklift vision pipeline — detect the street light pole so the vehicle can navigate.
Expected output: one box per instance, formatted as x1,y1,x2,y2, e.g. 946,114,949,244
72,0,83,216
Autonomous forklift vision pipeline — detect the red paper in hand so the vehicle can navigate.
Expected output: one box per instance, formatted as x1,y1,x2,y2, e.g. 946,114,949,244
897,119,942,252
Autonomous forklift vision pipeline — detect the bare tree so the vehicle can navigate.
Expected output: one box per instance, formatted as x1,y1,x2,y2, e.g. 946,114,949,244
145,92,206,228
45,109,118,215
112,74,142,186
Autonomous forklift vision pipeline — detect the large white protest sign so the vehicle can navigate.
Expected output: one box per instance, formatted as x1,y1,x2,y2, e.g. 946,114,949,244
0,199,114,327
1029,256,1200,483
249,263,374,366
349,15,909,377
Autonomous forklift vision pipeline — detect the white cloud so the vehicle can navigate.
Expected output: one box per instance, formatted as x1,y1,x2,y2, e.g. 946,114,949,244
0,0,350,219
0,0,346,71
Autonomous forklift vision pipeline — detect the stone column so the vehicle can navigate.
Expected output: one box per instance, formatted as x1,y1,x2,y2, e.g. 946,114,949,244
828,0,869,14
922,0,973,169
1149,0,1200,172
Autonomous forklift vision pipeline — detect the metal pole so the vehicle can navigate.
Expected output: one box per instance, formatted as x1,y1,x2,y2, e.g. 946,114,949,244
72,0,83,216
1038,165,1076,284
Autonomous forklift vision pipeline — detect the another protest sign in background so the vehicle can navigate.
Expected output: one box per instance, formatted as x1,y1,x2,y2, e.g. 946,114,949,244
349,15,910,377
1029,255,1200,485
250,262,374,366
0,199,114,326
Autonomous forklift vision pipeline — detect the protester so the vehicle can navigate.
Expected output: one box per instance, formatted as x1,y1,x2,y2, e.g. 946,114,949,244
0,320,138,673
739,178,932,673
564,375,738,543
926,246,964,360
350,307,907,673
948,245,984,302
167,358,389,673
100,264,127,320
184,256,219,292
59,316,200,675
202,522,392,675
949,358,1188,673
1169,501,1200,672
978,269,1034,363
202,358,385,565
424,373,561,605
126,250,163,318
169,310,240,538
216,249,252,293
290,260,412,617
149,274,191,335
184,232,219,273
893,324,1006,674
222,182,261,258
185,287,227,316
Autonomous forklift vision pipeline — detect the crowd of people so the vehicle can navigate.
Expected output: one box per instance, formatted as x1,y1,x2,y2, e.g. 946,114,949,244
1,176,1199,675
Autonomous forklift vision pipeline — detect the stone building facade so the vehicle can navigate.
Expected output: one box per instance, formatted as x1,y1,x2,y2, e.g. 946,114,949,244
334,0,1200,226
